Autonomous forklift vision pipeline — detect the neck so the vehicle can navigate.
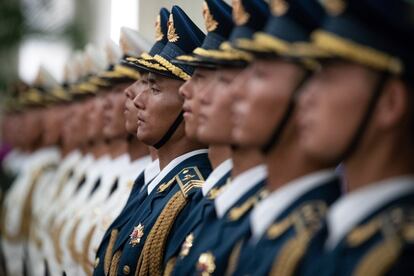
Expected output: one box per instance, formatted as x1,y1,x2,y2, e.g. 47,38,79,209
345,132,414,192
157,130,205,170
231,147,263,178
90,140,108,158
208,145,232,169
127,137,149,161
266,125,329,192
107,138,128,158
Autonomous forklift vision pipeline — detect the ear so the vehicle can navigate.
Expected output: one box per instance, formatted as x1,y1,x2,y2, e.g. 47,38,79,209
376,78,409,130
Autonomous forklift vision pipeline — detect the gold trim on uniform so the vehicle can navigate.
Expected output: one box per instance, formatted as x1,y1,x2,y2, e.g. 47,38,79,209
203,1,219,32
232,0,250,26
154,55,191,81
312,30,403,74
114,64,141,80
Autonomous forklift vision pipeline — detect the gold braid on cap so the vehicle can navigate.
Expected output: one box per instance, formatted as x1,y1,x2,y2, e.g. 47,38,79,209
312,30,403,74
193,46,253,62
136,58,169,72
140,52,154,61
114,64,141,80
153,55,191,81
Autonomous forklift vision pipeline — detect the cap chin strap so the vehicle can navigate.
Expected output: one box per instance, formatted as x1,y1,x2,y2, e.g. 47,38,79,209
261,72,311,154
153,110,184,149
335,72,389,163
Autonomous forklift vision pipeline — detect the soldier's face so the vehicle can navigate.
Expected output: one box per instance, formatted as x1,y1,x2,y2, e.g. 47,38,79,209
103,83,131,139
134,73,184,146
23,108,43,146
43,105,65,146
198,68,241,145
231,59,305,147
62,104,78,148
125,74,148,134
86,95,106,142
298,61,378,163
179,68,217,140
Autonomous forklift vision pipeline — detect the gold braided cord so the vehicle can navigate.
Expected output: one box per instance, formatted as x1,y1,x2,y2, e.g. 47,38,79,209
136,59,169,72
269,233,310,276
163,257,177,276
141,52,154,61
193,46,253,62
109,250,122,276
354,238,402,276
136,191,188,276
68,218,82,264
312,30,403,74
153,55,191,81
105,229,119,275
114,64,141,80
81,225,97,275
53,220,66,265
1,168,43,242
225,240,243,276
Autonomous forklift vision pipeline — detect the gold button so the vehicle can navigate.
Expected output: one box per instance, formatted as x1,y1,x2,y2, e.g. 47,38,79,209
123,265,130,275
94,257,99,268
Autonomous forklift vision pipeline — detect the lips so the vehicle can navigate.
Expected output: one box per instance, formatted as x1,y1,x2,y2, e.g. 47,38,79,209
183,104,192,115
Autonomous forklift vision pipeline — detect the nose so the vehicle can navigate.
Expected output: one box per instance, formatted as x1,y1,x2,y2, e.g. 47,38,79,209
297,76,317,111
178,80,191,99
133,85,147,110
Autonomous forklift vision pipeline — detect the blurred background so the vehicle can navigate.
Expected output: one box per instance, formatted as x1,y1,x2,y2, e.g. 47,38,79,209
0,0,233,137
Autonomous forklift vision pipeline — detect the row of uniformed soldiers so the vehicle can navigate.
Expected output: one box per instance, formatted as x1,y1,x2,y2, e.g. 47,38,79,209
1,0,414,275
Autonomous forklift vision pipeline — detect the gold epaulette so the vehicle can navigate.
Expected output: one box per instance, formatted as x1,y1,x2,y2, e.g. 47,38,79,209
175,167,205,198
353,206,414,276
269,201,327,276
228,188,268,221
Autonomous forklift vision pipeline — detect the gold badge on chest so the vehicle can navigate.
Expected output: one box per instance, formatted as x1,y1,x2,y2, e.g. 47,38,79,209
197,252,216,276
129,223,144,247
179,233,194,258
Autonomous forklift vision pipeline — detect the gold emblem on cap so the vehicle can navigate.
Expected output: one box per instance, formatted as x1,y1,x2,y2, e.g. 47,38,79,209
271,0,290,16
167,14,180,42
232,0,250,26
197,252,216,276
155,15,164,42
203,1,219,32
129,223,144,246
319,0,347,16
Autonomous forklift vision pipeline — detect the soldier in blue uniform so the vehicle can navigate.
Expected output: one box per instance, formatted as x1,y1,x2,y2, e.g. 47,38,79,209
209,0,344,275
92,8,170,276
95,5,214,276
294,0,414,275
161,1,272,275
